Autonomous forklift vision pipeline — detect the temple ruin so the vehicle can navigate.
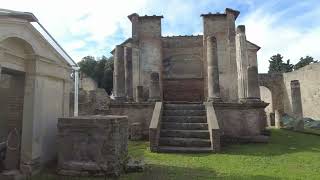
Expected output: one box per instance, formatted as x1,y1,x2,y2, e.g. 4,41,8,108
110,8,269,153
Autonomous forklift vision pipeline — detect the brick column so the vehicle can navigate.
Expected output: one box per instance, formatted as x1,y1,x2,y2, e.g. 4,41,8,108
207,36,221,102
290,80,303,119
149,72,160,101
247,66,261,101
114,45,126,101
124,47,133,101
236,25,248,102
135,86,144,102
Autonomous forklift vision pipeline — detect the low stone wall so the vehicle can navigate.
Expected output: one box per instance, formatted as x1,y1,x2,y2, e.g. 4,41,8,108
57,115,128,177
107,102,155,139
214,102,268,140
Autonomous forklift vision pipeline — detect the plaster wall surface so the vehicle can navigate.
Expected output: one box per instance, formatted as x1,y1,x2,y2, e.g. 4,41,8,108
283,63,320,120
0,17,72,172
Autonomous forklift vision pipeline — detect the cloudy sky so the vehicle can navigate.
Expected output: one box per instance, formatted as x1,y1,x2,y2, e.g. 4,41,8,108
2,0,320,72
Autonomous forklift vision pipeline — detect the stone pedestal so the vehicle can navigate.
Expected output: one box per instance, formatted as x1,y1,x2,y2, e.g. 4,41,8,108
130,122,142,140
290,80,303,119
124,47,133,101
114,45,126,101
135,86,144,102
274,110,281,129
206,36,221,102
57,115,128,177
247,66,261,102
235,25,248,102
148,72,160,101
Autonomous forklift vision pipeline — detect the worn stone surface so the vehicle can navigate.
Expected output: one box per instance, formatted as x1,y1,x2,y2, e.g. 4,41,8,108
148,72,161,101
114,45,126,101
107,102,155,138
124,47,133,101
235,25,248,101
130,122,143,140
207,36,221,102
57,115,128,177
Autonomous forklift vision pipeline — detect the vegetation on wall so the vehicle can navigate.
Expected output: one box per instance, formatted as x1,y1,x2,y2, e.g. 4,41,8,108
268,54,318,73
78,55,114,94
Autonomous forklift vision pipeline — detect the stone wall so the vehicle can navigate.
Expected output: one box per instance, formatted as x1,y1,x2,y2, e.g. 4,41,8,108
259,63,320,121
57,115,128,176
282,63,320,120
107,102,155,138
214,102,267,138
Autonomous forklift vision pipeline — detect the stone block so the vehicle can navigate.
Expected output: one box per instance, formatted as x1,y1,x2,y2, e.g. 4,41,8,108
130,122,143,141
57,115,128,177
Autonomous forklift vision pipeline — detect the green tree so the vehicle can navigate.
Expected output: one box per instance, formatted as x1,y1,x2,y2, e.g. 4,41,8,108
78,55,114,95
103,56,114,94
293,56,318,70
268,54,293,73
78,56,97,77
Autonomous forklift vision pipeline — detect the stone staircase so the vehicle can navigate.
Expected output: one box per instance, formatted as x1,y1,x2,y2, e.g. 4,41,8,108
158,103,212,153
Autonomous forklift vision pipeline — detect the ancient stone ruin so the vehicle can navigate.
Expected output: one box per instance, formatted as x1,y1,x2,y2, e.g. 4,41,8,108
110,8,269,153
57,115,128,176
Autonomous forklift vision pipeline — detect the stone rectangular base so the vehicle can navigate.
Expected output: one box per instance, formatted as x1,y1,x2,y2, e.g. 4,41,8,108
57,115,128,177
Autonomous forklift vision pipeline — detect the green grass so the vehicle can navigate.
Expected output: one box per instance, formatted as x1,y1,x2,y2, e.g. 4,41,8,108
32,129,320,180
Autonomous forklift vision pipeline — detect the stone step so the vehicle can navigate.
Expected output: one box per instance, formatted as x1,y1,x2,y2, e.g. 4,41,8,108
158,146,212,153
163,110,206,116
161,122,208,130
162,116,207,123
164,104,205,110
160,129,210,139
159,137,211,147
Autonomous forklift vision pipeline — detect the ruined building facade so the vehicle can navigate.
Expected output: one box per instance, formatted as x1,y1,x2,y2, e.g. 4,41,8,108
111,8,267,153
112,8,261,103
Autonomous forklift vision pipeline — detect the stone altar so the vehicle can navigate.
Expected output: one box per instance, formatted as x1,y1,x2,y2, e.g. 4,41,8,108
57,115,128,177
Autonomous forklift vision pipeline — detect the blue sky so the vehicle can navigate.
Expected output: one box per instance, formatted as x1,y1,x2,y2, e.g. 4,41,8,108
2,0,320,72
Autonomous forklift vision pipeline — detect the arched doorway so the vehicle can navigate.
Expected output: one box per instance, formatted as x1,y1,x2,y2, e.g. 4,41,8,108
0,37,35,170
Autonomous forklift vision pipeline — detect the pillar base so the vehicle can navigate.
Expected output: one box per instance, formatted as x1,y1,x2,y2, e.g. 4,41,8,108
207,97,222,102
114,96,126,102
148,97,161,102
126,96,134,102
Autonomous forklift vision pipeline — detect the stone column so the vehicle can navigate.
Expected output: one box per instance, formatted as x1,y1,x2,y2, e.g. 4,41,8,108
135,86,144,102
149,72,160,101
236,25,248,102
113,45,126,101
274,110,281,129
290,80,303,119
247,66,261,101
0,64,2,80
124,47,133,101
207,36,221,102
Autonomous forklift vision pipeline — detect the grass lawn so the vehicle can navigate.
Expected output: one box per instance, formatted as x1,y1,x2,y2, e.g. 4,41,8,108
32,129,320,180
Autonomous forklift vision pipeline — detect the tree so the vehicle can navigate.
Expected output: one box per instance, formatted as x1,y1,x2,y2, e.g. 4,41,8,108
268,54,293,73
103,56,114,95
78,56,97,77
78,55,114,95
293,56,318,70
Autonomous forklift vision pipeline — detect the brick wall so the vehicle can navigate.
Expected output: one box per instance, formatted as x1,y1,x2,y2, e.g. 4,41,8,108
163,79,204,102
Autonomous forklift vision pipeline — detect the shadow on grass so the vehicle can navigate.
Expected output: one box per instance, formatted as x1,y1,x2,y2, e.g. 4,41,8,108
31,164,281,180
219,129,320,157
120,164,283,180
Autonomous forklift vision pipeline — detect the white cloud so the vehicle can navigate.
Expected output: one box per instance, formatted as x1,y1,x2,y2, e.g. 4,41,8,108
240,4,320,73
2,0,320,73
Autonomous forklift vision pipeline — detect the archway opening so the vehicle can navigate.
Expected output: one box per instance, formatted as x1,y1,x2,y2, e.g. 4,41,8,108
260,86,273,126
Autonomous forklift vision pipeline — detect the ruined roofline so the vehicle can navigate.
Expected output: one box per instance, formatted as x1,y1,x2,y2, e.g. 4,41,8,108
110,38,133,54
128,13,163,21
162,35,203,38
201,8,240,19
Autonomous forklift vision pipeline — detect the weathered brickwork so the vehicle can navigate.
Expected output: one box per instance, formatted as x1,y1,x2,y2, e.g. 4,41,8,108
57,115,128,177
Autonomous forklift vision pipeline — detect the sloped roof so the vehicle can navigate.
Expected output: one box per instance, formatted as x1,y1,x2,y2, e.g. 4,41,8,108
0,8,77,67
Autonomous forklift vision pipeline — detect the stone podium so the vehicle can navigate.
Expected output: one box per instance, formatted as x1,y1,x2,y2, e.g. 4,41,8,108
57,115,128,177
